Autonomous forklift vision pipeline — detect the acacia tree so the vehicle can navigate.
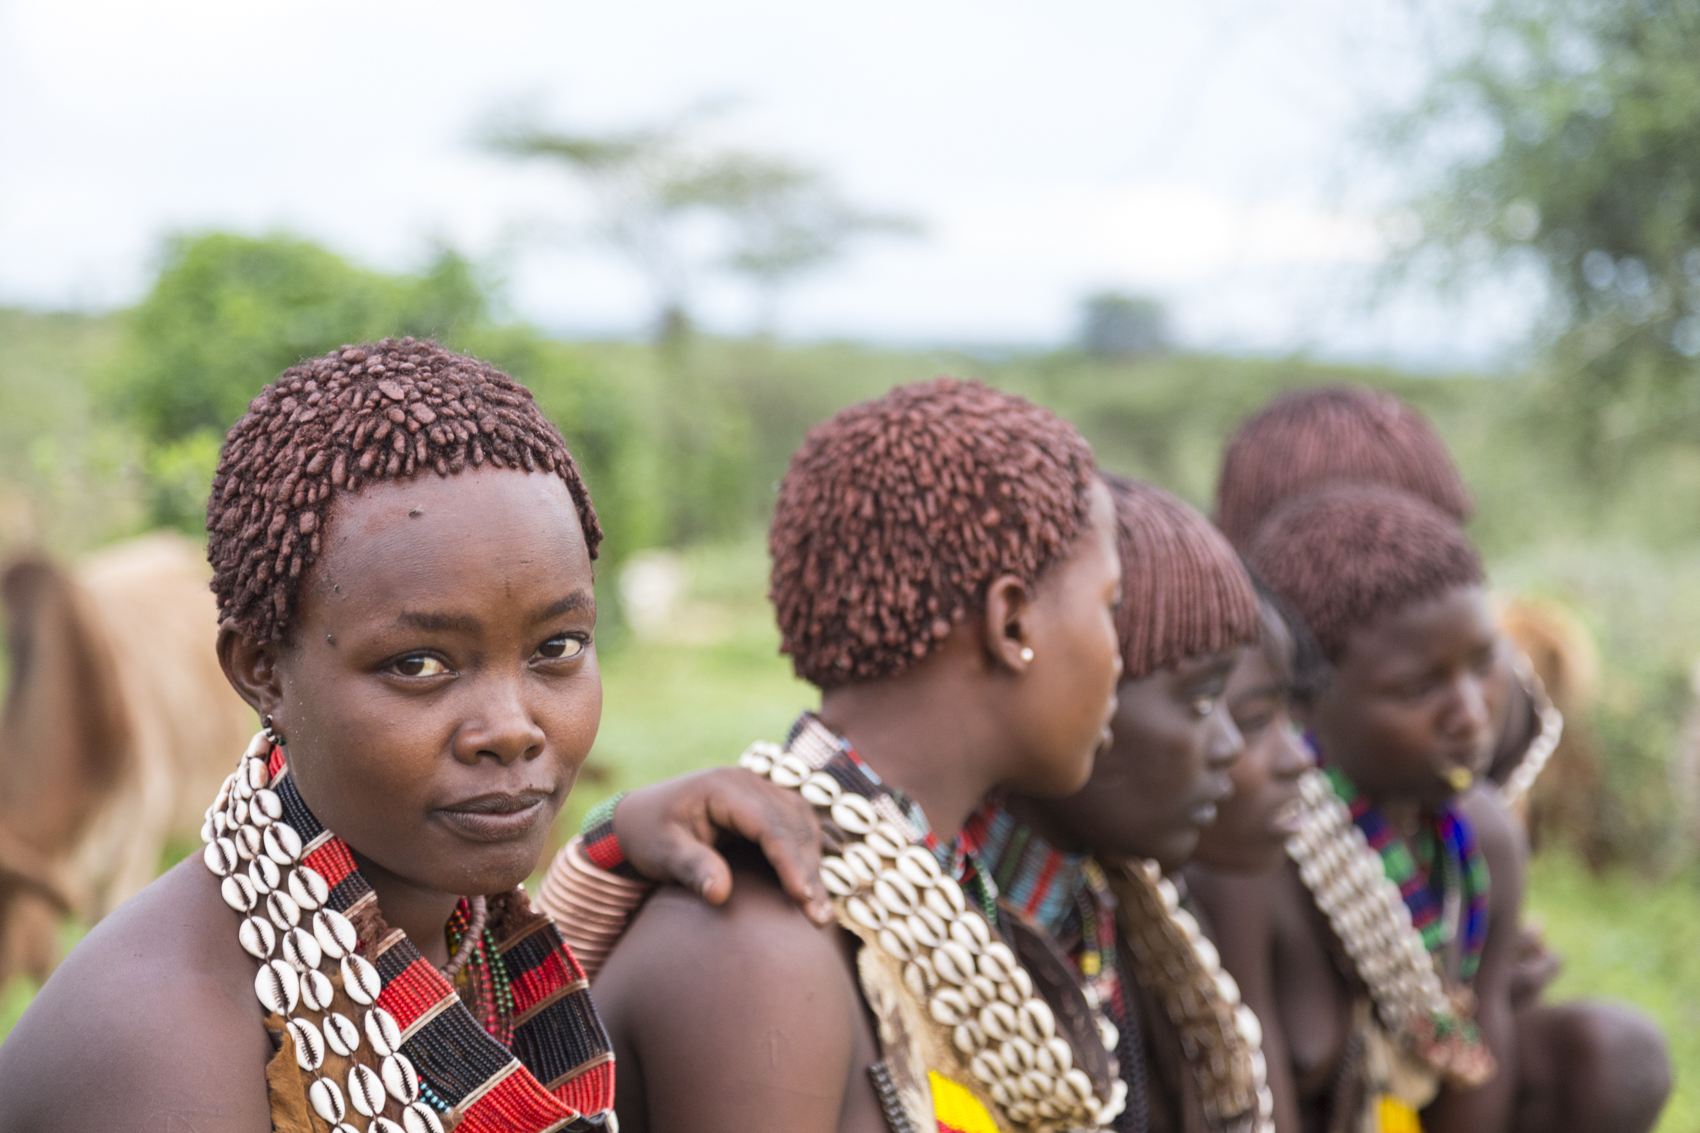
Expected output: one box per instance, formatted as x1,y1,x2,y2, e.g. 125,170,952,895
485,113,918,340
685,158,919,334
485,114,713,343
1389,0,1700,456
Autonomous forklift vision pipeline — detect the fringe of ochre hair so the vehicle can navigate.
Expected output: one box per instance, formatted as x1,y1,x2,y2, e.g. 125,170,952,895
1104,474,1260,680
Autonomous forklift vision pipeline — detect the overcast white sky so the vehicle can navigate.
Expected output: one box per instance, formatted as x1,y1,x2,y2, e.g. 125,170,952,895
0,0,1533,366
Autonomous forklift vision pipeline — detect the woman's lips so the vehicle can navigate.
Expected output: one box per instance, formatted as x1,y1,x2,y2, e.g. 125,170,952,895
1268,797,1306,838
436,790,551,843
1188,780,1234,828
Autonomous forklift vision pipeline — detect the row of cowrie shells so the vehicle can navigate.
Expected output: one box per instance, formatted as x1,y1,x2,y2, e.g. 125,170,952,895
1120,861,1273,1131
205,733,442,1133
1285,771,1453,1034
738,742,1119,1130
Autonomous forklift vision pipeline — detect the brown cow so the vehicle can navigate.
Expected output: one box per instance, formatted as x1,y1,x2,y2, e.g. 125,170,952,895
1499,594,1606,864
0,533,254,986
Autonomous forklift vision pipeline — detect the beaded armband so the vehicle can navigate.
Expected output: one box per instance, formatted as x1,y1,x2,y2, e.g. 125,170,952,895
1285,769,1495,1088
579,791,645,879
738,720,1124,1133
1107,860,1273,1133
1499,649,1564,810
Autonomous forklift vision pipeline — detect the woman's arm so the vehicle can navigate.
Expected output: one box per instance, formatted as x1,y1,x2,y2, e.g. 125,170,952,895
0,860,274,1133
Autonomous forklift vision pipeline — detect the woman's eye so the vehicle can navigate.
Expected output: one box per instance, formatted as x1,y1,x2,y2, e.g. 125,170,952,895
393,654,448,678
1236,710,1275,735
537,634,587,662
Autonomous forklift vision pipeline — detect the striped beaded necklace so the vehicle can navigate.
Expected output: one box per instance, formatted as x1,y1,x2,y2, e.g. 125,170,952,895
202,731,616,1132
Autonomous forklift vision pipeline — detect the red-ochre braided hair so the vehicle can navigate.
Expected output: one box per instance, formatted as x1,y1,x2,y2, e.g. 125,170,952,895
207,338,601,644
1215,385,1472,550
1103,474,1260,680
1246,485,1482,662
770,377,1098,689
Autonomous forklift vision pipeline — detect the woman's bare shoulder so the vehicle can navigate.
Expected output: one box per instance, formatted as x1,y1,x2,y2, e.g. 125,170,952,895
0,857,274,1133
593,861,873,1133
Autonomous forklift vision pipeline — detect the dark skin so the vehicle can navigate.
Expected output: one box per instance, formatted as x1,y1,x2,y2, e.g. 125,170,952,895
1190,584,1525,1133
1006,647,1243,873
1188,602,1310,876
0,467,829,1131
1184,601,1311,1133
593,479,1125,1133
996,639,1243,1133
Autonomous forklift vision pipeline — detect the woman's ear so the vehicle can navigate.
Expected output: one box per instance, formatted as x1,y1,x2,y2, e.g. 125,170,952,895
217,621,286,729
980,573,1035,673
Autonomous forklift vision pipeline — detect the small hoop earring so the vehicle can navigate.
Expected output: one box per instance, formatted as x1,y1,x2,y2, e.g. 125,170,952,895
262,714,283,745
1019,647,1035,663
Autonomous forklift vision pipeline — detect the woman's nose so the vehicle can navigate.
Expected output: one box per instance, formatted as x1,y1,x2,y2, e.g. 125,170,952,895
1444,673,1494,744
1206,707,1245,770
453,676,546,765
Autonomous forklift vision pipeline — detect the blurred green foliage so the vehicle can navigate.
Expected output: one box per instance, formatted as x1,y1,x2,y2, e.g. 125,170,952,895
1389,0,1700,469
120,232,487,445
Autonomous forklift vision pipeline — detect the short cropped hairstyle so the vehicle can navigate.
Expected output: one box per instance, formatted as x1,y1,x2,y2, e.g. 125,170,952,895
1246,485,1482,662
1104,474,1259,680
1215,385,1472,550
770,377,1097,688
207,338,600,644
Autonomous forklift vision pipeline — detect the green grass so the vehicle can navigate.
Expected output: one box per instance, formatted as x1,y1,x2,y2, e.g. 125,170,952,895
1528,852,1700,1132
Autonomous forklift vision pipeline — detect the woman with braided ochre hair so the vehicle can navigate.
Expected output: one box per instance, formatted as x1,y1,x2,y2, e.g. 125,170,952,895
1213,384,1557,813
1189,485,1669,1133
586,378,1130,1133
980,474,1276,1133
0,338,839,1133
540,472,1272,1133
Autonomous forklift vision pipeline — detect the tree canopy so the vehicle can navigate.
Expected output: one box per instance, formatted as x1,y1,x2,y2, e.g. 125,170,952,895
1393,0,1700,453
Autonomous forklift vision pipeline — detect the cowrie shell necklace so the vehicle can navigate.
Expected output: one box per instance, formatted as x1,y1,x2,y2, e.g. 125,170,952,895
1110,859,1273,1133
740,732,1124,1131
1285,767,1486,1085
202,731,446,1133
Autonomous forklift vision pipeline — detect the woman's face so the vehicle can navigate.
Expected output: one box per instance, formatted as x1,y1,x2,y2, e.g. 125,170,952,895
1309,585,1501,808
1002,478,1126,797
1025,647,1243,872
264,467,601,899
1191,607,1310,874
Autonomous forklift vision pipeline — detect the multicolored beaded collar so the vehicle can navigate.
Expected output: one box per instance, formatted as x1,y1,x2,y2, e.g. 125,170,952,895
201,732,616,1133
1325,767,1490,984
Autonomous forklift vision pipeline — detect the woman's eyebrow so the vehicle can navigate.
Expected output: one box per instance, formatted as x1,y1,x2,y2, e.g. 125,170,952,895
529,591,592,623
395,610,481,633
